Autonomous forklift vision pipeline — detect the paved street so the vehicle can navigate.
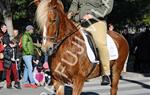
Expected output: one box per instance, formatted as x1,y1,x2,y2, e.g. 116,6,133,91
82,72,150,95
0,72,150,95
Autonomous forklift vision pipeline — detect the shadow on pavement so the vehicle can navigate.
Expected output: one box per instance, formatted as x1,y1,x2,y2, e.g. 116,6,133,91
121,78,150,89
64,85,99,95
142,73,150,77
81,92,99,95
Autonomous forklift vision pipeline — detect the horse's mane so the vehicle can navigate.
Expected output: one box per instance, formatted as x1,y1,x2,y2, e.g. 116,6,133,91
36,0,51,31
36,0,66,31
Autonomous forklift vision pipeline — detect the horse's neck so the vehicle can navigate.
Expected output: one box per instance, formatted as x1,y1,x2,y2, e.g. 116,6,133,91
59,18,77,36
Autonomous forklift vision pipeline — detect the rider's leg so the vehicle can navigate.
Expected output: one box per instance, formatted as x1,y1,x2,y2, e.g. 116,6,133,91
86,20,110,85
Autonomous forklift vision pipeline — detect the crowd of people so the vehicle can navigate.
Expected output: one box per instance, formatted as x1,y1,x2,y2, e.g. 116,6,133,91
0,23,51,89
121,25,150,73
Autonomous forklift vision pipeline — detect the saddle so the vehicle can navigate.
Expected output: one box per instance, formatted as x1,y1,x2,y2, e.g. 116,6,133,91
80,29,99,64
80,29,118,64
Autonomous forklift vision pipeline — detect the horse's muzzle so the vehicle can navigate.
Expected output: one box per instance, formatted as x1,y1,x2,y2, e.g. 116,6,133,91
41,45,48,54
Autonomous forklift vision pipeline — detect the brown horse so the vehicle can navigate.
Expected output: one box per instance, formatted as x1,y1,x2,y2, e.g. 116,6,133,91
35,0,129,95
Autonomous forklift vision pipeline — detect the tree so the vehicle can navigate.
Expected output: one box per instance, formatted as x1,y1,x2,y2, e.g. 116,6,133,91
12,0,36,31
0,0,36,37
107,0,150,29
0,0,14,38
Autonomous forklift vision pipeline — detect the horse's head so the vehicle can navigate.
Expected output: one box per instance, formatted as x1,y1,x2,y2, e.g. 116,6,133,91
36,0,64,53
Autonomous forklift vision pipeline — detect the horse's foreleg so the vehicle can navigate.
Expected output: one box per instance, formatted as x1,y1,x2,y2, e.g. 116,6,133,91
56,85,64,95
72,78,84,95
53,79,64,95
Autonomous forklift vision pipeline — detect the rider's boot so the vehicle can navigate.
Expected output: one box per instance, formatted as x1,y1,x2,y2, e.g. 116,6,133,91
101,75,110,85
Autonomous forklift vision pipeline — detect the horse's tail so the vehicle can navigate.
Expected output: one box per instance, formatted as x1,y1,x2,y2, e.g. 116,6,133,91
122,52,129,72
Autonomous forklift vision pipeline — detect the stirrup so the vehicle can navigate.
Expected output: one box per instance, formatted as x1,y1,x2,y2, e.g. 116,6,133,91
92,60,99,64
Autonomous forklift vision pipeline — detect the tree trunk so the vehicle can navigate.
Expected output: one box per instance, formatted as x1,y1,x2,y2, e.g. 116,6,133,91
0,0,14,39
3,14,14,40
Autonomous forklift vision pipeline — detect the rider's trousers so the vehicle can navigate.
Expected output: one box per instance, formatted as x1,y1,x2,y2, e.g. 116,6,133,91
86,20,110,75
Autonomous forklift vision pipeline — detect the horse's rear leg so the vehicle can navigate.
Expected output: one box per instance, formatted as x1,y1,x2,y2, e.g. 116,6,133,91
72,78,84,95
111,63,123,95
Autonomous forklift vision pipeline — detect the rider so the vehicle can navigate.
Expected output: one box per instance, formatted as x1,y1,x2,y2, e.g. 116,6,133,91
68,0,114,85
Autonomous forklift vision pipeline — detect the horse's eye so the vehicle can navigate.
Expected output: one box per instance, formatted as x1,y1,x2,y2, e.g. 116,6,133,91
53,5,57,9
49,19,56,24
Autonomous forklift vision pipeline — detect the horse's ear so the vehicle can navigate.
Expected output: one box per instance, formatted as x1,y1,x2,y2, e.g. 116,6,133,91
49,0,57,9
58,0,64,11
34,0,41,6
51,0,58,5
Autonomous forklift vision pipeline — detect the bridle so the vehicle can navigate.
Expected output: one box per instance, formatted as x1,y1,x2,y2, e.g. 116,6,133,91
42,7,60,43
42,7,78,56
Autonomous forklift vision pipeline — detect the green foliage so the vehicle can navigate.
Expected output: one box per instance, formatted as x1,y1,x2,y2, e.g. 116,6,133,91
10,0,37,29
15,0,26,5
13,11,27,19
1,0,149,29
142,14,150,25
108,0,150,27
12,0,36,20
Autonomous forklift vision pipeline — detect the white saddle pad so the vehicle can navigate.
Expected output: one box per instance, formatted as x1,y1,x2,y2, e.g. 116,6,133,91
80,29,118,63
107,34,118,60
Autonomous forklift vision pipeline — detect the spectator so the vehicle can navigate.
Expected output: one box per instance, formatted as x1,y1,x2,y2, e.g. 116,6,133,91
134,27,150,73
108,23,114,32
22,25,37,88
0,23,10,46
32,47,45,86
12,29,23,79
3,41,21,89
0,23,10,82
0,34,4,81
33,64,45,86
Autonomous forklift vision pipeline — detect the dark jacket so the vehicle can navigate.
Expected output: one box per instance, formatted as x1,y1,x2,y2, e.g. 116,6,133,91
2,32,10,45
32,54,45,67
13,34,22,59
3,45,17,69
69,0,114,22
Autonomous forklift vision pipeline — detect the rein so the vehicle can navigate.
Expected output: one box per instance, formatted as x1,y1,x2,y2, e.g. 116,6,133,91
43,6,83,56
45,10,79,56
47,29,78,56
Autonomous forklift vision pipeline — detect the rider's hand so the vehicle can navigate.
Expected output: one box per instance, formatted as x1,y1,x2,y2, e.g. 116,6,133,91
67,12,73,19
83,14,93,20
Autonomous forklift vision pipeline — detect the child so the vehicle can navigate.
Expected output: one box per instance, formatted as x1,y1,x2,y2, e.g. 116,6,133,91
33,64,45,86
43,55,51,86
33,48,45,86
3,41,21,89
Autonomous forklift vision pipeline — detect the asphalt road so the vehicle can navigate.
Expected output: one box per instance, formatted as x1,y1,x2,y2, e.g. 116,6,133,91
0,72,150,95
